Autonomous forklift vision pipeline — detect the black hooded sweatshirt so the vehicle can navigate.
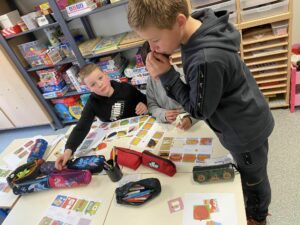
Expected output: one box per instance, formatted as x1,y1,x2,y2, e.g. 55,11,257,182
160,9,274,152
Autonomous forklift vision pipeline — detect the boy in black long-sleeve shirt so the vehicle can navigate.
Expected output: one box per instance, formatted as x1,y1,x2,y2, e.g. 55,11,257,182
55,63,147,170
128,1,274,224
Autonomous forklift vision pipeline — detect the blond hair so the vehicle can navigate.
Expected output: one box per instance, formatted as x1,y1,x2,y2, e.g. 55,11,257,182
79,63,100,81
128,0,189,30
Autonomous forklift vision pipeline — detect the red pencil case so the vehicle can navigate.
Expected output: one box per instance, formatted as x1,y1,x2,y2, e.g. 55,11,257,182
142,150,176,176
111,147,142,170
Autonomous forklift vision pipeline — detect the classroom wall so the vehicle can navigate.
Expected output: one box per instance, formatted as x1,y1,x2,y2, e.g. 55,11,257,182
292,0,300,44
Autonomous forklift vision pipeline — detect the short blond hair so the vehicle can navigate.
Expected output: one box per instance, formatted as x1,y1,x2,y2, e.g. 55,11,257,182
128,0,189,30
79,63,100,81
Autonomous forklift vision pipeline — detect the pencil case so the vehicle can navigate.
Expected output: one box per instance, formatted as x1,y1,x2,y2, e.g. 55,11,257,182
12,176,50,195
67,155,105,174
27,139,48,163
115,178,161,206
193,163,235,184
7,159,44,187
48,169,92,189
112,147,142,170
142,150,176,177
40,161,56,175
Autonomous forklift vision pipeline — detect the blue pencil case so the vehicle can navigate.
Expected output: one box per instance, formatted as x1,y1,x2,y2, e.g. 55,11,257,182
67,155,105,174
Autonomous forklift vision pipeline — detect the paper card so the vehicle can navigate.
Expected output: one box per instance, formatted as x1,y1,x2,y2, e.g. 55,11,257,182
183,193,238,225
168,197,184,213
38,194,101,225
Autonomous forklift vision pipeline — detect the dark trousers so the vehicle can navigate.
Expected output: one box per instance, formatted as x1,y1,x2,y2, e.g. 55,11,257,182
230,140,271,221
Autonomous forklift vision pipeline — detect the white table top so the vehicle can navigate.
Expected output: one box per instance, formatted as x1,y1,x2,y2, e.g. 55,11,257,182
104,173,247,225
3,121,247,224
2,174,116,225
0,135,59,209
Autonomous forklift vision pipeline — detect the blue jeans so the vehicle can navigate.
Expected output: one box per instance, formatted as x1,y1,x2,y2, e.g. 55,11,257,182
230,140,271,221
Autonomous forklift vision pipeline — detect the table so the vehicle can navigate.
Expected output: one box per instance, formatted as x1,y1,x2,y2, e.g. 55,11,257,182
2,121,247,224
0,135,58,209
104,173,247,225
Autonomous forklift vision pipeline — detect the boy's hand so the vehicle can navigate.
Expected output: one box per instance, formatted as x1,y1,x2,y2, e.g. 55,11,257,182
177,116,192,131
165,109,180,123
146,52,171,79
136,102,148,115
55,149,72,170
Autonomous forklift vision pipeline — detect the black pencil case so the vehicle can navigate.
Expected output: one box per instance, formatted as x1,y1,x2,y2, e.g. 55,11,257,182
115,178,161,206
7,159,44,187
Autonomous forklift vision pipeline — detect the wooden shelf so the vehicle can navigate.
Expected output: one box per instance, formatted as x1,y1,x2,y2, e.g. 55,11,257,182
244,50,288,60
243,33,288,45
246,56,287,66
243,42,288,53
250,64,287,73
239,13,291,30
253,70,287,79
259,83,287,91
262,88,287,96
256,77,287,85
269,101,289,108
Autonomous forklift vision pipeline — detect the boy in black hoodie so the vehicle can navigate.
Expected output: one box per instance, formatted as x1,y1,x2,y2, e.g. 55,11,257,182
55,63,147,170
128,1,274,224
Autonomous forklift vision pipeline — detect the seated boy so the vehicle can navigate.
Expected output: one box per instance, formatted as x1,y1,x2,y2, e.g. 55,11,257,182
128,1,274,225
55,63,147,170
147,73,197,130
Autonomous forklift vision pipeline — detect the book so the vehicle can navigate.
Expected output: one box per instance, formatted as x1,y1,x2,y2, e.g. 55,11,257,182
92,33,126,55
118,31,145,48
78,37,101,56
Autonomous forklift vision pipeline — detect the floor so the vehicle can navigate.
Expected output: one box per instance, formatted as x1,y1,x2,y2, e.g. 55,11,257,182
0,109,299,225
0,125,70,151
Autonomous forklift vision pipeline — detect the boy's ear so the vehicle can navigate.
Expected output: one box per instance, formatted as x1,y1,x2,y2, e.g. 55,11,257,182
176,13,187,28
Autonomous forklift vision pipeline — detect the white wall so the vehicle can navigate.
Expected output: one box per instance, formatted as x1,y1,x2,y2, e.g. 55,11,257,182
292,0,300,44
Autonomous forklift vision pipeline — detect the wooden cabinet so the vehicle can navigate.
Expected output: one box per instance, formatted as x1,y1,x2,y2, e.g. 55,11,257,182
183,0,294,108
0,45,51,129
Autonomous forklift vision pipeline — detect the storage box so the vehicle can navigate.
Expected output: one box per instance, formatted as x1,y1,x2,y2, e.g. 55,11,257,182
40,48,63,66
240,0,279,9
66,1,97,18
271,21,288,36
21,12,41,30
38,80,67,93
191,0,224,9
0,25,22,37
192,0,236,14
43,85,69,99
0,10,21,29
18,40,47,67
241,0,289,22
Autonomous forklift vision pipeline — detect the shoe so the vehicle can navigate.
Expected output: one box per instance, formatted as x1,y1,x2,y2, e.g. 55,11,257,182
247,217,266,225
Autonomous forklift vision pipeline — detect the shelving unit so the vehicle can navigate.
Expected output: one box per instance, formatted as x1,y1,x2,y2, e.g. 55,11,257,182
0,0,294,130
0,0,143,129
188,0,293,109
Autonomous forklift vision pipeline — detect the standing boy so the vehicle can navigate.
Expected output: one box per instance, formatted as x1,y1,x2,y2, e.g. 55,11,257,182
127,1,274,225
55,63,147,170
